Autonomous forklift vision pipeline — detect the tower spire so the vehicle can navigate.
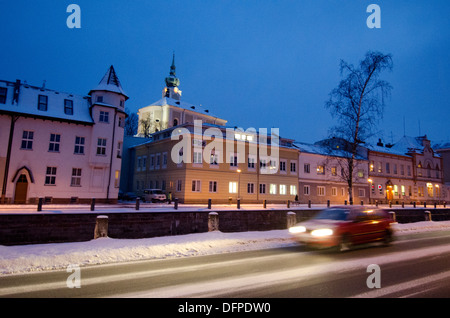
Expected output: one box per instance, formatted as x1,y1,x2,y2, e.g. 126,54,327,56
165,53,180,88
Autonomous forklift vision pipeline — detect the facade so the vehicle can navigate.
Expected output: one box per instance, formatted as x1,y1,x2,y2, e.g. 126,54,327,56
136,55,227,137
295,141,369,205
367,136,445,204
132,122,299,204
0,66,127,204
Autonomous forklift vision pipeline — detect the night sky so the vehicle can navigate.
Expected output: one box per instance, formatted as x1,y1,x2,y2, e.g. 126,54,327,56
1,0,449,145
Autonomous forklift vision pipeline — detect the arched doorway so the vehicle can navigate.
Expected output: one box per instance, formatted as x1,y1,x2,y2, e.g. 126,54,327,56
386,180,393,202
14,174,28,204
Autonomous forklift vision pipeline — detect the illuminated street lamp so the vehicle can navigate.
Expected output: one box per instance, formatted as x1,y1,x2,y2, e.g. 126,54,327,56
237,169,242,200
368,178,373,205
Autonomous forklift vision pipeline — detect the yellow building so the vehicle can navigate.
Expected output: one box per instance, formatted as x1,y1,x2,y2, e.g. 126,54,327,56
132,122,299,204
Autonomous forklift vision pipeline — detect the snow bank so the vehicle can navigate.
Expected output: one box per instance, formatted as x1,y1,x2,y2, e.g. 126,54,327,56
0,221,449,276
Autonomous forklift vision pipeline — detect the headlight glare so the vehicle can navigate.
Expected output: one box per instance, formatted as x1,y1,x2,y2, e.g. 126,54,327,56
310,229,333,237
289,226,306,234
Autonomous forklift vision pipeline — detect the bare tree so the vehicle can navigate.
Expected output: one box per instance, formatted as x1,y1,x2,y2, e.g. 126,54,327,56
325,51,393,204
139,113,153,138
124,108,138,136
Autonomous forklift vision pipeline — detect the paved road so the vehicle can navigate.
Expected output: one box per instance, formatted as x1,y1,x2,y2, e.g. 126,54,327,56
1,231,450,298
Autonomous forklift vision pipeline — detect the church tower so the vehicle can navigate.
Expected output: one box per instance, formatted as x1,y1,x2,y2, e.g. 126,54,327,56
162,54,182,100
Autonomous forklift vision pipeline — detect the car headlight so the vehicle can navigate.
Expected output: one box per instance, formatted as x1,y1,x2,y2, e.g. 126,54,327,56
310,229,333,237
289,226,306,234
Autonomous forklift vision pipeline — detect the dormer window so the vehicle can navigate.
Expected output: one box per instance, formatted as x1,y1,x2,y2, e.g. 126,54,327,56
0,87,7,104
38,94,48,111
64,99,73,115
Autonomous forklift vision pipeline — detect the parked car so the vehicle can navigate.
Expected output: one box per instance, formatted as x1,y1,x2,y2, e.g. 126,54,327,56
122,192,137,201
289,206,395,251
142,189,167,203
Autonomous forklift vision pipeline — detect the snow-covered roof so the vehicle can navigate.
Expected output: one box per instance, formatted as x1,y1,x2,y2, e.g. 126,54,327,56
89,65,128,99
0,79,93,124
390,136,424,154
293,141,367,160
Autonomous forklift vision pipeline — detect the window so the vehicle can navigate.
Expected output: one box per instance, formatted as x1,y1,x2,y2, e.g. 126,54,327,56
279,184,287,195
0,87,7,104
156,154,161,168
176,180,182,192
400,164,405,176
247,183,255,194
230,154,238,167
369,161,374,172
393,164,398,175
331,187,337,196
99,111,109,123
142,156,147,171
229,181,238,194
117,142,122,158
248,156,256,169
269,184,277,195
317,186,325,196
71,168,82,186
290,162,296,173
358,188,365,197
45,167,57,185
210,152,219,165
162,152,168,168
96,96,103,103
280,161,286,172
48,134,61,152
290,185,297,196
401,185,405,196
377,162,382,173
259,183,266,194
316,165,325,175
38,95,48,111
193,151,202,164
192,180,201,192
304,163,310,173
386,163,390,174
209,181,217,193
418,186,424,197
119,100,124,108
115,171,120,188
260,159,267,169
303,185,310,195
64,99,73,115
96,138,107,155
331,167,337,176
74,136,85,154
407,165,411,176
21,131,34,150
357,169,364,178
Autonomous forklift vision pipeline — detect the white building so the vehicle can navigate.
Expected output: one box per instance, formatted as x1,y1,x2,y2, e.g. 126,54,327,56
0,66,127,204
136,55,227,137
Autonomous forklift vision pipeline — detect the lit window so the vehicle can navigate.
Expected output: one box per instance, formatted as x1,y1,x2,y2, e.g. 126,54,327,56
279,184,286,195
270,184,277,195
290,185,297,196
229,181,238,193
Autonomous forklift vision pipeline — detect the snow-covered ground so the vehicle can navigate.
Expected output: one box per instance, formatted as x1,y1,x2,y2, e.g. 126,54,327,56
1,220,450,276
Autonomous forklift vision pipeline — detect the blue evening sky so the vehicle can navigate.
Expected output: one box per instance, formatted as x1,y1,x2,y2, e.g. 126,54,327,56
1,0,449,145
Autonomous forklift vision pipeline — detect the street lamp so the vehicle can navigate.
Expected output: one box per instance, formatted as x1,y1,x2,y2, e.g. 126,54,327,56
237,169,241,200
368,178,373,205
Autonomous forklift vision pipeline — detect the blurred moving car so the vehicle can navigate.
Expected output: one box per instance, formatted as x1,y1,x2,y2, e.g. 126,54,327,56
142,189,167,203
289,206,395,251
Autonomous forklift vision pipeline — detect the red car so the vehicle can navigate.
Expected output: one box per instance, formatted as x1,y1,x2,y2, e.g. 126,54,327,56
289,206,395,251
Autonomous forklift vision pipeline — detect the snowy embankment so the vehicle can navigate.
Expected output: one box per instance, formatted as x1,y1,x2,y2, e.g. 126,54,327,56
1,221,450,275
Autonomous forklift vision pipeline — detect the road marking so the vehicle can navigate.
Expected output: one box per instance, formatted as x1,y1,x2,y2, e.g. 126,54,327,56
352,269,450,298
